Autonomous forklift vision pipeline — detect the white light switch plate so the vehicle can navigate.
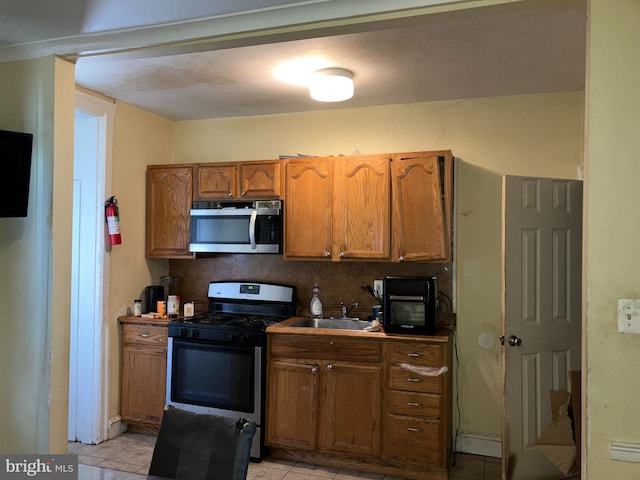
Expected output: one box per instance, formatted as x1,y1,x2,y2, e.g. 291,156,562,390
617,299,640,334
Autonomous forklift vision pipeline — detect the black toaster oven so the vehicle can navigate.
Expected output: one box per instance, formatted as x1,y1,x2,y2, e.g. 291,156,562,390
382,276,438,334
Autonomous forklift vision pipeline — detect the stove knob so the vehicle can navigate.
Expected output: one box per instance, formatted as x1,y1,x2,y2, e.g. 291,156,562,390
191,329,200,338
228,332,238,342
239,333,251,344
180,328,189,337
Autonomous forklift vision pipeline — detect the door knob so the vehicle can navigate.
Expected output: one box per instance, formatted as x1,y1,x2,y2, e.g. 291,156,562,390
499,335,522,347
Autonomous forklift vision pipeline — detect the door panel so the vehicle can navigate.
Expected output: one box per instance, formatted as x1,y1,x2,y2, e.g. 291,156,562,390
503,176,582,479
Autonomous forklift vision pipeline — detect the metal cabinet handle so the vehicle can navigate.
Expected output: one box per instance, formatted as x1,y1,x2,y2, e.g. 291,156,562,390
327,364,333,371
140,333,151,338
339,252,345,257
399,256,404,262
407,353,420,357
240,191,246,196
407,378,422,383
228,192,233,197
407,402,423,407
324,251,331,257
407,427,422,432
311,367,318,374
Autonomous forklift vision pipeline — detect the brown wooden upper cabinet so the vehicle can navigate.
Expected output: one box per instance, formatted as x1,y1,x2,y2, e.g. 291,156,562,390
391,151,454,262
146,164,195,259
195,160,282,199
285,154,391,261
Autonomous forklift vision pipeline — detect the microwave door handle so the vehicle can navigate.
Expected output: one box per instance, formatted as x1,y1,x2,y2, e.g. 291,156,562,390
249,209,258,249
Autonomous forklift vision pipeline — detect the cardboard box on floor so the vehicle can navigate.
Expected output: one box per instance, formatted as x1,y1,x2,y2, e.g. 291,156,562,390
535,370,581,477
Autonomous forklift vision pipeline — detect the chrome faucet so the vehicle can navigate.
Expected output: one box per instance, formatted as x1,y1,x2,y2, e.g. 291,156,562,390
340,302,359,318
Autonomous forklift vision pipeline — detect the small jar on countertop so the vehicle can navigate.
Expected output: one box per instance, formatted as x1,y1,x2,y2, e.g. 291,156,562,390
133,299,142,317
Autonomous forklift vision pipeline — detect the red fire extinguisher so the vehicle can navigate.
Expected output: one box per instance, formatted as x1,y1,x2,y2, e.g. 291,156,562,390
105,196,122,246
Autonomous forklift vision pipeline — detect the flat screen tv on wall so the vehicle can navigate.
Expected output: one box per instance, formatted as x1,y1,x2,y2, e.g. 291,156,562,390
0,129,33,218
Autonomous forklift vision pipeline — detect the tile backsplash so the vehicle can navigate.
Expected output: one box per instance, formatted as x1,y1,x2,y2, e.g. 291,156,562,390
169,255,453,321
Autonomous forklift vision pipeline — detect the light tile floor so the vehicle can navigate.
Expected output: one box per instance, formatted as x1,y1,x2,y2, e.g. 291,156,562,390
69,432,502,480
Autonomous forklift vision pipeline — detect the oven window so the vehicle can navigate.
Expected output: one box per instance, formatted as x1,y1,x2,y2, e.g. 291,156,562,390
170,340,255,413
389,302,426,326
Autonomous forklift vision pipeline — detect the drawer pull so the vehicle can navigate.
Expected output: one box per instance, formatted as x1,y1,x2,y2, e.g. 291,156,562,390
407,378,423,383
139,333,151,338
407,402,423,407
407,427,422,433
407,353,420,357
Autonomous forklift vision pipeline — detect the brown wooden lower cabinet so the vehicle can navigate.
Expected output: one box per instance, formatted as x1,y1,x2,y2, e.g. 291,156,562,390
119,317,168,434
266,331,452,480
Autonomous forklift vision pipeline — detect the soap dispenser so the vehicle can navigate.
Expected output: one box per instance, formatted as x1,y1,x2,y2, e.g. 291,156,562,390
310,284,323,319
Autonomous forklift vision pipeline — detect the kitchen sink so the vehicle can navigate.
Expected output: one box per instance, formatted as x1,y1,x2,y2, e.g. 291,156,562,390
285,317,370,330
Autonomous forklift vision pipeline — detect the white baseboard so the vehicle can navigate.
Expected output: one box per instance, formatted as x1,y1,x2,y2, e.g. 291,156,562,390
455,430,502,458
107,416,127,439
611,441,640,463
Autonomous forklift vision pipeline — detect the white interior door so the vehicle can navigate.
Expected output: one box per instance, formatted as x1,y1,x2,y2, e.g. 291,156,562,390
502,176,582,479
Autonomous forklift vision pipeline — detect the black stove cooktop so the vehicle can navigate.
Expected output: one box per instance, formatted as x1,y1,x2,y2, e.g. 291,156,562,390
168,281,296,346
179,312,283,330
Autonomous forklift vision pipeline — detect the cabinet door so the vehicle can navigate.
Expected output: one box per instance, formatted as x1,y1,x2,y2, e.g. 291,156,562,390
195,164,237,199
146,165,194,258
391,152,451,262
284,158,333,259
266,360,319,450
320,362,382,456
333,155,390,260
121,344,167,427
239,161,281,198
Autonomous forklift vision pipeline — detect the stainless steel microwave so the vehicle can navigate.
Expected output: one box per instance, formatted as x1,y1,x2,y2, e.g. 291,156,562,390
189,200,282,254
382,276,438,334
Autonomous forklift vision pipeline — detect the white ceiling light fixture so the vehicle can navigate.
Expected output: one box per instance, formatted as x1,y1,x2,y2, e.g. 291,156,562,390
309,68,354,102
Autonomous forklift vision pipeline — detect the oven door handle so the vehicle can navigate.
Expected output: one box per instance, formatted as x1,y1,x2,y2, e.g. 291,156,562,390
388,295,425,301
249,209,257,249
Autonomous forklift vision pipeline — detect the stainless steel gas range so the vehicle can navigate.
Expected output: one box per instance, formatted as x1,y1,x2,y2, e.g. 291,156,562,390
165,281,296,461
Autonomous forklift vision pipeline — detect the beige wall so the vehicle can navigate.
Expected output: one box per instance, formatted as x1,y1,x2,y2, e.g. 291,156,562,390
50,58,77,453
0,56,75,454
107,101,174,420
173,91,584,438
585,1,640,477
174,92,583,181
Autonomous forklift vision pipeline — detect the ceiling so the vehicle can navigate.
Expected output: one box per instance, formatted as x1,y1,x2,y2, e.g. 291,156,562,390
0,0,586,121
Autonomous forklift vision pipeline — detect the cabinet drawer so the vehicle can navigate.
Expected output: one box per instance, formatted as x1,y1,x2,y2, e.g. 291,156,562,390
270,335,381,363
122,324,167,347
387,390,442,418
384,415,442,466
388,342,443,367
388,365,442,394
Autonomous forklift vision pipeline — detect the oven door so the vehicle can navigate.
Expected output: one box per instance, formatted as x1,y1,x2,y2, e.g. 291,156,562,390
166,338,260,416
166,338,265,459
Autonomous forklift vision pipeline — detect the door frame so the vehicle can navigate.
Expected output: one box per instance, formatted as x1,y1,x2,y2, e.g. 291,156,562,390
68,91,116,443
